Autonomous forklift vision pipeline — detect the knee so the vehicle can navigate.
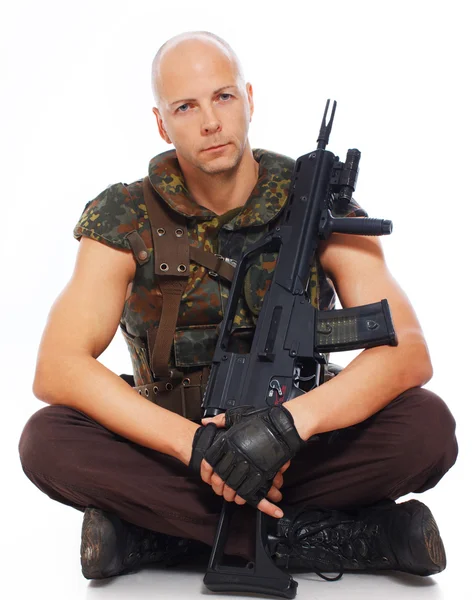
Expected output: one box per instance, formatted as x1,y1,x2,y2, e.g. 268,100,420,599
18,404,74,475
396,387,458,472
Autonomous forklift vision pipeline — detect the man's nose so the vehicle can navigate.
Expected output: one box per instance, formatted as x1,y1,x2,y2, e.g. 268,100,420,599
201,107,222,135
202,121,221,135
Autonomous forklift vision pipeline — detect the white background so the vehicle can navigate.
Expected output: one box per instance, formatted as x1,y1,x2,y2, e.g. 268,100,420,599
1,0,473,598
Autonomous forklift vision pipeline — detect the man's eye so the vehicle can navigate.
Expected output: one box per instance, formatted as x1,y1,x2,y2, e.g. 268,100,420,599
176,94,232,113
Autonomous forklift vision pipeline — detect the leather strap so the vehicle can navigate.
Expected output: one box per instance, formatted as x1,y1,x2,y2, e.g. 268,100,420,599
189,246,235,282
124,230,150,265
142,176,189,378
141,176,237,379
133,367,210,421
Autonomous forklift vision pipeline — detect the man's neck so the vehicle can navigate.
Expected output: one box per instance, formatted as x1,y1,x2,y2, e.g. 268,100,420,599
178,143,259,216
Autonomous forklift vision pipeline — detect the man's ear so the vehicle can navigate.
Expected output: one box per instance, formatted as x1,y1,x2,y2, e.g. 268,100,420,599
246,82,254,123
246,82,254,122
152,107,172,144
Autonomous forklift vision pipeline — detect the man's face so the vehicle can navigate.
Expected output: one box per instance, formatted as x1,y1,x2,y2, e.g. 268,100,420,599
152,41,254,175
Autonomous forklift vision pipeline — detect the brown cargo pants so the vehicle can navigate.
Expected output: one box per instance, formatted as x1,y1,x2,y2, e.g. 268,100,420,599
18,385,458,561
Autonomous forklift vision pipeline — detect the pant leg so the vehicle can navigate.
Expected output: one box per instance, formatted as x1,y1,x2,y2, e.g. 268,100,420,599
18,386,458,562
280,386,458,509
18,404,257,560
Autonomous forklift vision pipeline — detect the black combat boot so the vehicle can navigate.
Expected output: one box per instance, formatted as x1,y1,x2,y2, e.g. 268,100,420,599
80,507,210,579
267,499,446,580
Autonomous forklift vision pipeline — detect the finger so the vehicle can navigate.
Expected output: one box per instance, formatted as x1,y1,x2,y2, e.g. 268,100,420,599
223,484,237,503
211,472,225,496
266,484,283,503
202,414,226,428
200,459,214,485
217,481,247,505
272,471,284,490
214,414,227,428
234,494,247,505
279,460,291,474
256,497,284,519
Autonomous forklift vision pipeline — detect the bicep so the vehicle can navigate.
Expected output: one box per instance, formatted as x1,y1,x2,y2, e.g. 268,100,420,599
36,237,136,367
319,232,428,345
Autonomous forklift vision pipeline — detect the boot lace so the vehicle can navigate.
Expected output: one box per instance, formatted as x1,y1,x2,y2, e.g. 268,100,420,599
124,528,168,567
125,527,204,569
280,505,386,582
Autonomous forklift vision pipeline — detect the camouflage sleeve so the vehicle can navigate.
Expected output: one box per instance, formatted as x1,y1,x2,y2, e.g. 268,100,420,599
73,183,139,250
332,195,368,218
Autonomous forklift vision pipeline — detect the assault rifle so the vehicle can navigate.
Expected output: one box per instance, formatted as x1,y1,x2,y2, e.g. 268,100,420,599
201,100,397,598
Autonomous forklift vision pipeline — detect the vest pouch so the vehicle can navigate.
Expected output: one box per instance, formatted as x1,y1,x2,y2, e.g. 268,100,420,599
173,324,255,368
119,324,154,386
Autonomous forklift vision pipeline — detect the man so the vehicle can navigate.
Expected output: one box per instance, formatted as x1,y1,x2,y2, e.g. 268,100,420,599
18,30,457,583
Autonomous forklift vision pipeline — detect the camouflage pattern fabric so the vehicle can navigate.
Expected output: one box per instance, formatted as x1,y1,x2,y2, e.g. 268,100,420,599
73,148,368,386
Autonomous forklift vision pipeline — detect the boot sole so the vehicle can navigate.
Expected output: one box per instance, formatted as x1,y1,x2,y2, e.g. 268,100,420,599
81,507,125,579
396,500,446,576
420,505,446,574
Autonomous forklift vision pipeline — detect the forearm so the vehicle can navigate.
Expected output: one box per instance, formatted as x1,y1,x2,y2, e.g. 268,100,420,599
284,336,433,440
33,354,199,465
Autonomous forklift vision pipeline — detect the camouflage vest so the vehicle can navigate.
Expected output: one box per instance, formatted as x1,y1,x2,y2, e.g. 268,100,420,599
73,148,367,419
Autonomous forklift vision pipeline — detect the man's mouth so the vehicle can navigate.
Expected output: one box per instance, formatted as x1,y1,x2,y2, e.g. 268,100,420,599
203,143,229,152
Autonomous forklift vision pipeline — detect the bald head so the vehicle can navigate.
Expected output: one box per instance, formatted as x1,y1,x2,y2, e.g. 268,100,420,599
151,31,246,111
149,31,255,178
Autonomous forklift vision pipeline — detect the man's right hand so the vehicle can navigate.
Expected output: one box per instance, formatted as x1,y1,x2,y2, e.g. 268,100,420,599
189,421,291,518
200,457,291,518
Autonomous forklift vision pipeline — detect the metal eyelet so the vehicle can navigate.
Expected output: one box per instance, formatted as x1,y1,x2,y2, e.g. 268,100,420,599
138,390,142,395
183,378,191,387
209,271,218,277
153,386,159,395
177,264,187,272
175,228,184,237
165,383,173,391
145,389,149,397
160,263,169,271
157,228,165,236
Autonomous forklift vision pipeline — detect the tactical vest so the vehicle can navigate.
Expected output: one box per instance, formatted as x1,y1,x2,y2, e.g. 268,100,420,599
121,175,350,423
122,175,294,422
74,149,366,422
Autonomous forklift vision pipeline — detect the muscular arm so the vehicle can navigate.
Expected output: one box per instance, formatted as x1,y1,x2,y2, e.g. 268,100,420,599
33,236,199,465
284,229,433,440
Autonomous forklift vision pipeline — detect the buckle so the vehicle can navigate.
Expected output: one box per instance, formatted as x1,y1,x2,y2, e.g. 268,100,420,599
215,254,237,268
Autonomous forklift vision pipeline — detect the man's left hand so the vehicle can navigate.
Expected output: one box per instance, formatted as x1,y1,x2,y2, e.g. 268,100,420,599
199,406,293,504
200,405,306,509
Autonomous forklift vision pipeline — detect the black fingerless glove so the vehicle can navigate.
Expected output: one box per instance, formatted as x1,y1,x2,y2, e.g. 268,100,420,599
224,404,263,428
203,404,307,508
189,423,227,476
189,406,268,475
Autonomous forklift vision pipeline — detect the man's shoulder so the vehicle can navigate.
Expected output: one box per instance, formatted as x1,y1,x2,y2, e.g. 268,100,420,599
73,176,149,247
254,148,295,174
86,176,149,216
100,176,145,201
